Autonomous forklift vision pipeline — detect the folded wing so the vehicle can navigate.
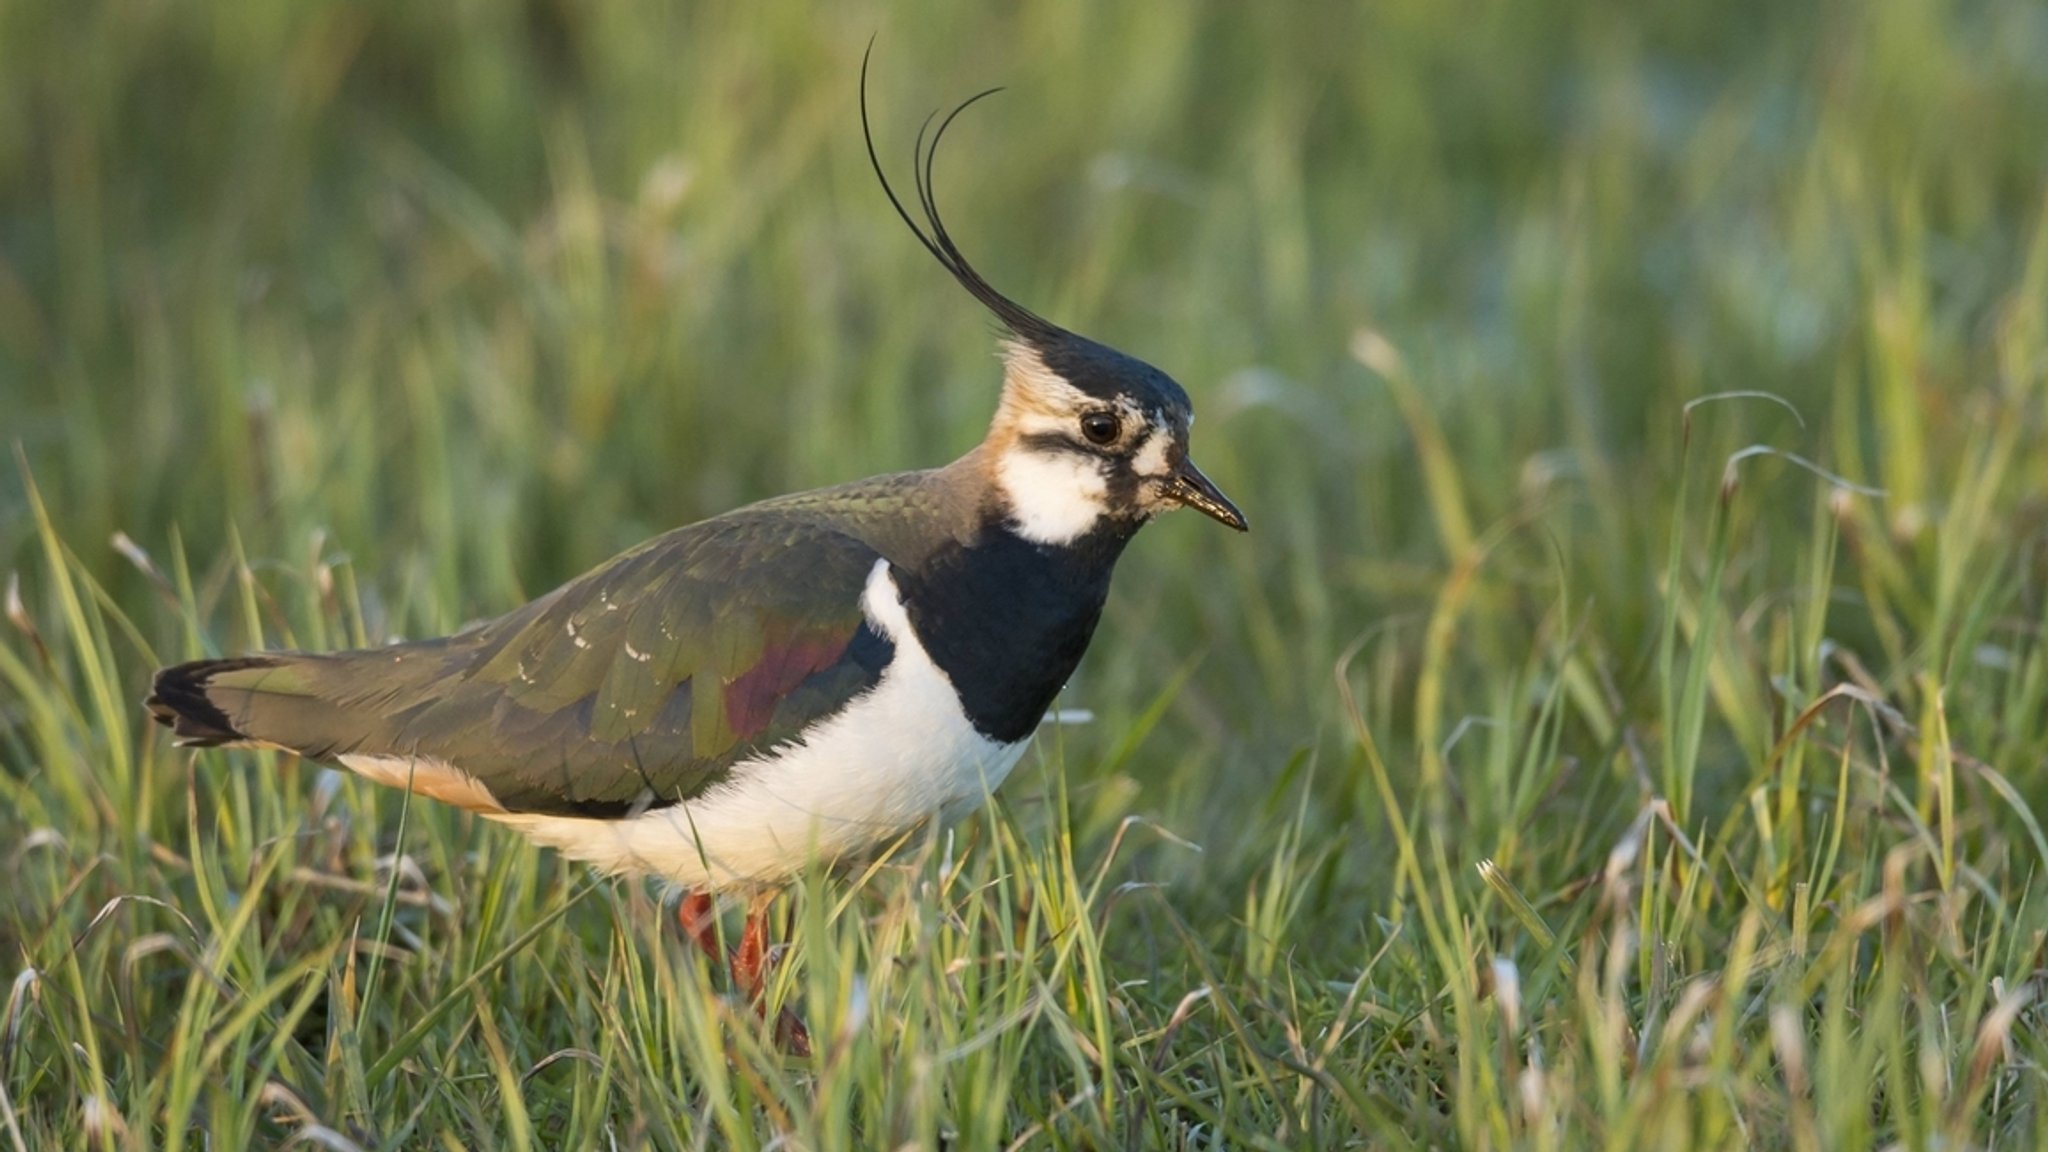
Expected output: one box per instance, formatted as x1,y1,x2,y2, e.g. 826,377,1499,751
148,512,896,817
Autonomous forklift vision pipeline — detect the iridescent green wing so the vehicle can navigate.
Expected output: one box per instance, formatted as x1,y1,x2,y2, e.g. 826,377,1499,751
153,473,968,814
320,511,892,815
437,513,891,812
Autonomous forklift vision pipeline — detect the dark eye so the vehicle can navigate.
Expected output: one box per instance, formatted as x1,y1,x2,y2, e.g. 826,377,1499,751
1080,411,1121,445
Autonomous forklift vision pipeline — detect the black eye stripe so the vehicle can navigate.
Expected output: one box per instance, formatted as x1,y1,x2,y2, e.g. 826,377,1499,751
1019,430,1096,453
1017,430,1129,461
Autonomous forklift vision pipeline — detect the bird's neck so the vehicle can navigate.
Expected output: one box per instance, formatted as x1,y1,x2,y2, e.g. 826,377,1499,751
892,514,1133,743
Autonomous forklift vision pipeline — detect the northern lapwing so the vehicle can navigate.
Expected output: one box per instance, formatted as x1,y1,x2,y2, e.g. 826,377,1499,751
145,65,1247,1054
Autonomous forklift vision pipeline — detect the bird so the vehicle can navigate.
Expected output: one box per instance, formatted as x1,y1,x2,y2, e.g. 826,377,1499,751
144,63,1247,1055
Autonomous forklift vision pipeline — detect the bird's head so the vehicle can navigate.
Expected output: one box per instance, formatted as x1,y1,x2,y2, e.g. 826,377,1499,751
862,58,1247,548
983,336,1244,545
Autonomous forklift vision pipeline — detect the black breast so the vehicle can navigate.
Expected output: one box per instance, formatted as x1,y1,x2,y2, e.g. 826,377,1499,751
892,523,1134,743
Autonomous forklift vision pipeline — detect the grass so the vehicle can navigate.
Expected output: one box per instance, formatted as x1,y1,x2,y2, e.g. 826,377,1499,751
4,0,2048,1146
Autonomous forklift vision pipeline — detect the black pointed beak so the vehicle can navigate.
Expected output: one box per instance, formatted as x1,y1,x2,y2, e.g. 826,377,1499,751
1165,459,1248,531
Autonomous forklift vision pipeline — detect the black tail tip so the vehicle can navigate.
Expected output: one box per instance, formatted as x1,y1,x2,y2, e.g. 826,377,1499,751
144,657,273,747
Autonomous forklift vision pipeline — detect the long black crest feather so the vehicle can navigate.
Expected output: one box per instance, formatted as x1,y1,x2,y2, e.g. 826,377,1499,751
860,43,1065,345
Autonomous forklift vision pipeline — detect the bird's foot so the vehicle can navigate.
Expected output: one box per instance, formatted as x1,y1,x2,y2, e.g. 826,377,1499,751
732,899,812,1057
677,891,812,1057
770,1005,813,1057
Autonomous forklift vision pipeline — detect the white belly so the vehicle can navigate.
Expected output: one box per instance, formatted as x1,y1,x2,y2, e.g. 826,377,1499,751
491,560,1031,889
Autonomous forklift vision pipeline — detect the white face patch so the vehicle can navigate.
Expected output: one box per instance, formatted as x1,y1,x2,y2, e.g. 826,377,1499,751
995,444,1110,545
1131,428,1172,478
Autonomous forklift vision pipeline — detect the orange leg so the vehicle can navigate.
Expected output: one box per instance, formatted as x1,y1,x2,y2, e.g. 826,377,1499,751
677,890,722,964
730,892,812,1058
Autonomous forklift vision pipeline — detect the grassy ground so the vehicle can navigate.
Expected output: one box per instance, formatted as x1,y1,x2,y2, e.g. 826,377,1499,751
5,0,2048,1146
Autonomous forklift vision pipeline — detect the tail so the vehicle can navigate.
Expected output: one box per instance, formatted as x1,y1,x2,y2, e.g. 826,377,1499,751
146,657,288,747
147,654,372,758
145,647,513,814
147,645,462,760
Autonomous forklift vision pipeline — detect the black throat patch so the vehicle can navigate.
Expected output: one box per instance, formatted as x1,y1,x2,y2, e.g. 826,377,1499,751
891,518,1136,743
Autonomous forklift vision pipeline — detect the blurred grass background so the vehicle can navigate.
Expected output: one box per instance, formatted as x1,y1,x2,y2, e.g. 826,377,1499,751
5,0,2048,1147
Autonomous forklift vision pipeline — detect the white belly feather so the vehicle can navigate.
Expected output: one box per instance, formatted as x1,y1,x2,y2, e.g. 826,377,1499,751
487,560,1030,889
